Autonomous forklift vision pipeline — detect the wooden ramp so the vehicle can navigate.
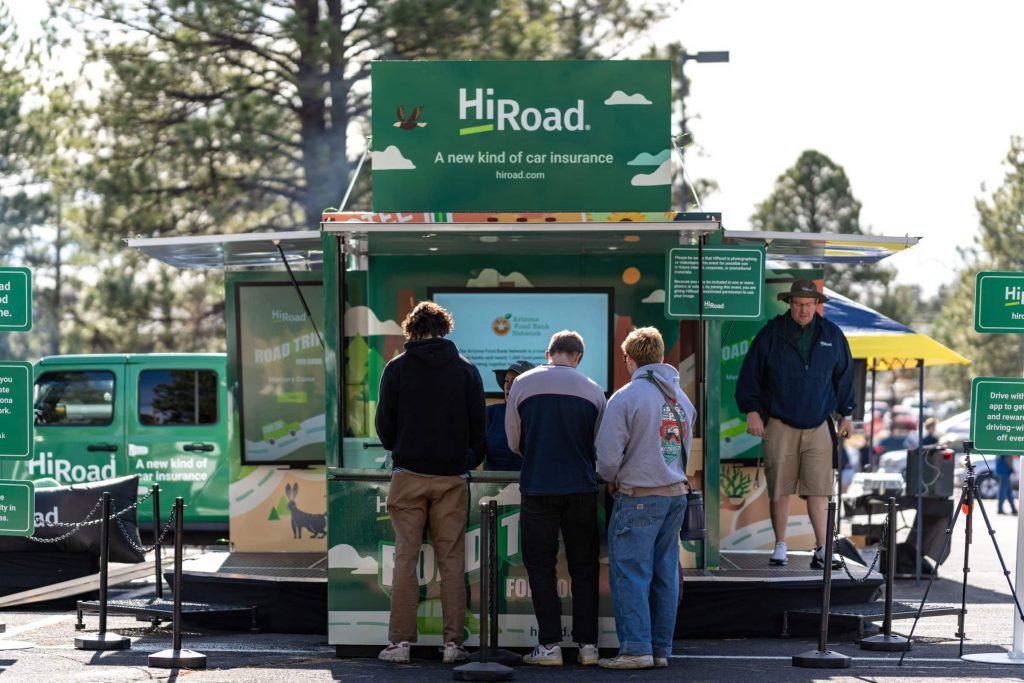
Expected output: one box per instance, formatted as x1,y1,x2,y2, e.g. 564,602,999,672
0,551,201,608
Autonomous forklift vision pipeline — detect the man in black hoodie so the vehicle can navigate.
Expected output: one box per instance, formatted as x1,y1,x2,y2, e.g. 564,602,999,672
375,301,486,665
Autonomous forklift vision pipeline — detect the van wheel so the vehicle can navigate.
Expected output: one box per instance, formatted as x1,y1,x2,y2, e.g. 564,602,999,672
976,474,999,499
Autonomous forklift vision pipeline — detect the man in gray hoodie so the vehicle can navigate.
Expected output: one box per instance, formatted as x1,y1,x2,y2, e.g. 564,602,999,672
595,327,696,670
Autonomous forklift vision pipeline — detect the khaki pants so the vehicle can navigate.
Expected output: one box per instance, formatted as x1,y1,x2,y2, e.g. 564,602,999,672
387,470,469,644
762,418,834,498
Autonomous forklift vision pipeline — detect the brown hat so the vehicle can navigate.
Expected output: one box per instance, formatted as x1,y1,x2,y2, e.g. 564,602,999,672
777,279,827,303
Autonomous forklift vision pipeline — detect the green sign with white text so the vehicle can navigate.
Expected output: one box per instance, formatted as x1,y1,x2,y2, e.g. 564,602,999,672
970,377,1024,453
0,267,31,332
0,480,34,536
975,271,1024,333
370,60,671,212
0,362,32,460
665,246,766,320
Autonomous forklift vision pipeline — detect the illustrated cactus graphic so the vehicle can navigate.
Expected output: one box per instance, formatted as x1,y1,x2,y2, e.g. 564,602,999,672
721,464,752,499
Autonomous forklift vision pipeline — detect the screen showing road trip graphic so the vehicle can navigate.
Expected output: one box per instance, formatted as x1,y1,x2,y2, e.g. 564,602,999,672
236,281,326,465
429,288,613,394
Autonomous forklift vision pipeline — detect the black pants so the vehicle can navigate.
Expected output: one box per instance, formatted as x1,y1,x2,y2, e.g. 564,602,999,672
521,492,599,645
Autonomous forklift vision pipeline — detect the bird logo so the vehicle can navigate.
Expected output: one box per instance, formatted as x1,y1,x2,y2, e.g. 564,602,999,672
394,105,427,130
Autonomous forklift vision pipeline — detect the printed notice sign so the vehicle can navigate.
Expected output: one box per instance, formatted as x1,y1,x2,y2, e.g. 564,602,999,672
975,271,1024,333
0,362,32,459
0,267,31,332
970,377,1024,453
665,246,766,320
0,480,34,536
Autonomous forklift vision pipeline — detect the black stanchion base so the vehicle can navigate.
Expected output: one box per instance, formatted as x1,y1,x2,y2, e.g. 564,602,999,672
452,661,514,681
792,649,851,668
149,648,208,669
74,633,131,651
468,648,521,667
861,633,911,652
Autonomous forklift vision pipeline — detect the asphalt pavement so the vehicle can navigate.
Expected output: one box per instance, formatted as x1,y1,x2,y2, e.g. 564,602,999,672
3,499,1024,682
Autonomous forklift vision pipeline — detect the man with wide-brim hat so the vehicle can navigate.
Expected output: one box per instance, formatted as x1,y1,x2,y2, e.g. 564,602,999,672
735,278,854,571
777,278,829,304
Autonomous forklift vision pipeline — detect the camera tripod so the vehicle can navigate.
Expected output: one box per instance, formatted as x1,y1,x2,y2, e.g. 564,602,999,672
900,441,1024,665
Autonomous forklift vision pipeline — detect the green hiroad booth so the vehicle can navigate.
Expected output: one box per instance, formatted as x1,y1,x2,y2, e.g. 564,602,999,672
128,60,922,646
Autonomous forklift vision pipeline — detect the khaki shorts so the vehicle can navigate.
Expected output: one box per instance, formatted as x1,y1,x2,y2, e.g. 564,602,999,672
762,418,834,499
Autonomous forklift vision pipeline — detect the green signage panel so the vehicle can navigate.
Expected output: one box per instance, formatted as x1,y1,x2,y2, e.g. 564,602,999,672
0,267,31,331
236,282,325,465
371,60,672,212
970,377,1024,453
975,271,1024,333
665,246,766,320
0,480,34,536
0,362,32,459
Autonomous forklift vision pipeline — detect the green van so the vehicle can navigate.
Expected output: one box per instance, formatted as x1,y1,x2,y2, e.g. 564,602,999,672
9,354,230,530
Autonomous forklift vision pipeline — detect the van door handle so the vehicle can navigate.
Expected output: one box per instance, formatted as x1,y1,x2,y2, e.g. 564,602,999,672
183,443,215,452
87,443,119,452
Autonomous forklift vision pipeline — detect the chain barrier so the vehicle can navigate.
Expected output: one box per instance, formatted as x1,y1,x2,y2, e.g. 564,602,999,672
117,504,178,555
834,508,888,583
24,488,155,544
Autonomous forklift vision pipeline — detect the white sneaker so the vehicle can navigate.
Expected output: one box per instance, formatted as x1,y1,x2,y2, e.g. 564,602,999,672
654,656,669,667
442,641,468,664
811,545,842,570
578,643,599,665
598,654,655,669
378,640,410,663
523,643,563,666
769,541,788,566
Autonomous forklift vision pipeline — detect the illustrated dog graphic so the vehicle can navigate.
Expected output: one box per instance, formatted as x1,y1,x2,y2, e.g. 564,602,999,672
284,482,327,539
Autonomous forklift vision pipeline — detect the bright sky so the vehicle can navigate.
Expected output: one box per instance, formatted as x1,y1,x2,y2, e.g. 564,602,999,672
10,2,1024,300
663,0,1024,298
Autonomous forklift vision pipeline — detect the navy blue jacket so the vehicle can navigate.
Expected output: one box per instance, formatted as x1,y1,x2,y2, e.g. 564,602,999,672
735,313,855,429
505,364,606,495
467,403,522,471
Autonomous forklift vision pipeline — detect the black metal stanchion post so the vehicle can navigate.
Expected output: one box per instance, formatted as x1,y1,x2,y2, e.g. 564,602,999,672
149,497,206,669
793,499,850,668
455,501,513,681
485,500,518,666
152,484,163,600
75,492,131,650
861,497,910,651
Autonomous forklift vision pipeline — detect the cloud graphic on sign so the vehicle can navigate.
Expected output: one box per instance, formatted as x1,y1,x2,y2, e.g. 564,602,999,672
345,306,403,337
329,543,379,574
627,150,671,166
641,289,665,304
630,160,671,187
465,268,534,287
604,90,653,106
480,484,521,506
373,145,415,170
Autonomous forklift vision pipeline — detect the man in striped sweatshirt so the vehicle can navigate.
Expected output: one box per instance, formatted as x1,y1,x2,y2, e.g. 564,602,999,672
505,330,607,667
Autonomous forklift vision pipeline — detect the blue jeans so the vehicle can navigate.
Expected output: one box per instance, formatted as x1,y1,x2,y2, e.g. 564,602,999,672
998,473,1017,512
607,493,687,658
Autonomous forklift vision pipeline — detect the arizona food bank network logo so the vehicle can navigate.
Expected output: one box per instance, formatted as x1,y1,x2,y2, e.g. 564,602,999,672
492,313,512,336
490,313,548,338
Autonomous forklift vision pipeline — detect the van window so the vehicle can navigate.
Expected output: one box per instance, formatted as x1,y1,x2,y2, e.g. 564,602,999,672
34,371,115,426
138,369,218,426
